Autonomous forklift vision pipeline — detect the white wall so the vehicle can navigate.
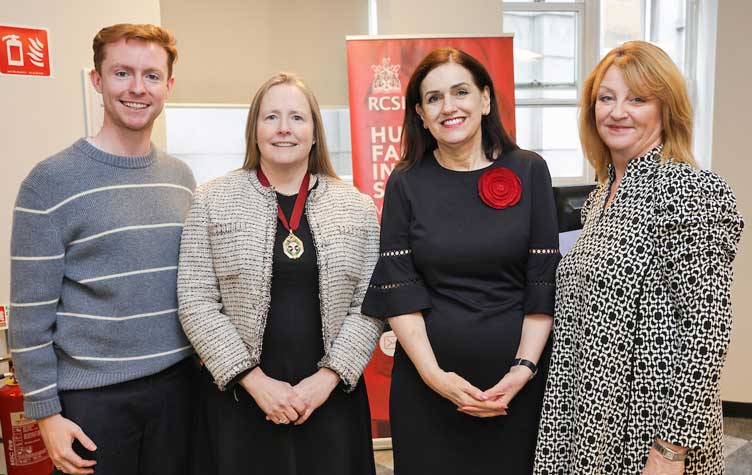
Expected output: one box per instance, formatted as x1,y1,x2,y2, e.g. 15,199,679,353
712,0,752,404
0,0,164,310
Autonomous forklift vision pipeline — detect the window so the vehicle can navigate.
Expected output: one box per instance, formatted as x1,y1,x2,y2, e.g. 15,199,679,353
505,0,712,177
503,0,590,185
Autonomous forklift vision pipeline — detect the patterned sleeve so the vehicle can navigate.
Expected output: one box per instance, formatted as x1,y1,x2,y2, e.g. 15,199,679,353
655,167,744,448
361,170,431,319
177,185,255,390
580,185,602,227
524,156,561,316
319,194,384,390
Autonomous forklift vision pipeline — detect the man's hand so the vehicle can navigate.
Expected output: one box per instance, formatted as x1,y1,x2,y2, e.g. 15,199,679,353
38,414,97,475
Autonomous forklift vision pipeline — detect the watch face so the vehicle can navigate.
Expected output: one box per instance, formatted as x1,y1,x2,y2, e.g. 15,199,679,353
654,441,685,462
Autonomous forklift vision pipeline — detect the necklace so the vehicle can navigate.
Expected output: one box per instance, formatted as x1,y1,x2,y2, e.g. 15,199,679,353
256,168,310,259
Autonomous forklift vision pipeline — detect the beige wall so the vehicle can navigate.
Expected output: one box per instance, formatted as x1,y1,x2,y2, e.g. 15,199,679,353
160,0,368,106
376,0,502,35
713,0,752,403
0,0,164,304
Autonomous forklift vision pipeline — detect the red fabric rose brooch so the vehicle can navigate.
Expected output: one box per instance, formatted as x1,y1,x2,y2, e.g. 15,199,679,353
478,167,522,209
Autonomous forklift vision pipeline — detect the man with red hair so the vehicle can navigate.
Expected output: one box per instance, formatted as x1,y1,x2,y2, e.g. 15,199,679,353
10,24,197,475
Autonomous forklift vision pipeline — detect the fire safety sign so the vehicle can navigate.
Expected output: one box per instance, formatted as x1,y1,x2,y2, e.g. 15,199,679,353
0,25,51,77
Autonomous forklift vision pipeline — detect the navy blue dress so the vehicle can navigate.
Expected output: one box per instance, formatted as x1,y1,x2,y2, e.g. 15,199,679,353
362,149,560,474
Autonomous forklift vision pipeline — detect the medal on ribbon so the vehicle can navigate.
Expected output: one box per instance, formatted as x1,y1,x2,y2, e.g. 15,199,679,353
257,168,310,260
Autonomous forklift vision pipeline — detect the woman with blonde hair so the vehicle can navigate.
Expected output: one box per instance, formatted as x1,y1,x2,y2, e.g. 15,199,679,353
534,41,743,475
178,73,381,475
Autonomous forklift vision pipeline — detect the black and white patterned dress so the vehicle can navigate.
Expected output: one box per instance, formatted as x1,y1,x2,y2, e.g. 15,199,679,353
533,146,744,474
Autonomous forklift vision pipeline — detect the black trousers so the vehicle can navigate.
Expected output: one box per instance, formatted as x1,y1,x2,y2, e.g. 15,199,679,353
56,357,199,475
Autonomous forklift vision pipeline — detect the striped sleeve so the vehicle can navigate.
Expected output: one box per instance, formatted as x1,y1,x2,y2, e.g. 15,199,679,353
10,183,65,419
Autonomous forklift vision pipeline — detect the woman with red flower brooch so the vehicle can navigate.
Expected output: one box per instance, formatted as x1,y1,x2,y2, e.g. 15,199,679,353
361,48,561,474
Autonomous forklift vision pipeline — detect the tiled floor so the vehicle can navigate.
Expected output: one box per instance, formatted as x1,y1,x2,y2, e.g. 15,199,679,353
725,417,752,474
374,417,752,474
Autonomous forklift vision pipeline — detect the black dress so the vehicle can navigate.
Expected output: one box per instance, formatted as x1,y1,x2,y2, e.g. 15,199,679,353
194,190,375,475
362,149,560,474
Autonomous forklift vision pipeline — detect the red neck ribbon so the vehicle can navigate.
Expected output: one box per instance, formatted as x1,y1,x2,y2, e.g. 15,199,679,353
256,168,310,233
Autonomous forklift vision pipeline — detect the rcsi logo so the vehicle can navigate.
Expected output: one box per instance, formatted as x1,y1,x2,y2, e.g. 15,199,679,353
0,25,50,77
369,57,405,111
370,57,400,93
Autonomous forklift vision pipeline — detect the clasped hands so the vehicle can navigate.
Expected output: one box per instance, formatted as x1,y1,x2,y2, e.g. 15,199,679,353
427,365,533,418
240,366,340,426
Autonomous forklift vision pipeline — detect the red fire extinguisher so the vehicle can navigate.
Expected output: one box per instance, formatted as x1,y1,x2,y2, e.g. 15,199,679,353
0,375,54,475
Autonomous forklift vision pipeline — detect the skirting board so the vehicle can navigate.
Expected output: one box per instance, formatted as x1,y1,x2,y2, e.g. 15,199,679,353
723,401,752,418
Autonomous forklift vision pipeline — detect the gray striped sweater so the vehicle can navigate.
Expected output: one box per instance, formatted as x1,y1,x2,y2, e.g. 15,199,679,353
9,138,196,419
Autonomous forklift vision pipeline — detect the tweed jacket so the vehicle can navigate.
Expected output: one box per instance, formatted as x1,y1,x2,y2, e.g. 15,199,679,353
177,170,383,390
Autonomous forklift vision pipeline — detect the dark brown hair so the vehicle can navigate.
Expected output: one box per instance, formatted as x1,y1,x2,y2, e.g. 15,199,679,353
399,47,518,169
93,24,178,77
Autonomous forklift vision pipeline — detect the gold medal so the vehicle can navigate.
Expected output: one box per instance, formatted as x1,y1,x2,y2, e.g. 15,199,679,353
283,231,304,259
256,169,311,260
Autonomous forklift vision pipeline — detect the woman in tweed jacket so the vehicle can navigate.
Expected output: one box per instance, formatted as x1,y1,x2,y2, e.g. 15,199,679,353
177,73,382,475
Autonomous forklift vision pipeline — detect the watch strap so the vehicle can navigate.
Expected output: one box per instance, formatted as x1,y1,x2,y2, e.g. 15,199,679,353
511,358,538,378
652,439,687,462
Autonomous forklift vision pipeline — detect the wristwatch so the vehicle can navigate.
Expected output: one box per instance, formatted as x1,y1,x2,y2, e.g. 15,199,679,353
652,439,687,462
511,358,538,378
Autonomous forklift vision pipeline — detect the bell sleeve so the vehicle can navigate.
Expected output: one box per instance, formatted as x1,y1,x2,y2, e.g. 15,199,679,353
655,167,744,448
361,170,432,319
523,156,561,316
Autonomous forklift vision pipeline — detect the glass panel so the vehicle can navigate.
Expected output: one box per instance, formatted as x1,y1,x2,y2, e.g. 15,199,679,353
165,106,247,184
320,108,353,181
505,0,581,3
515,106,584,178
649,0,686,72
504,11,578,100
166,106,354,185
600,0,687,73
600,0,644,56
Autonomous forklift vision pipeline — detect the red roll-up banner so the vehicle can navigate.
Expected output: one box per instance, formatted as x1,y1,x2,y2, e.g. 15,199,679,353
346,35,516,441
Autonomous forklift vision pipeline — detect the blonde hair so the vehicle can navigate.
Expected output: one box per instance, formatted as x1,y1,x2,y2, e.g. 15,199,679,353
93,24,178,77
242,73,339,179
580,41,697,181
